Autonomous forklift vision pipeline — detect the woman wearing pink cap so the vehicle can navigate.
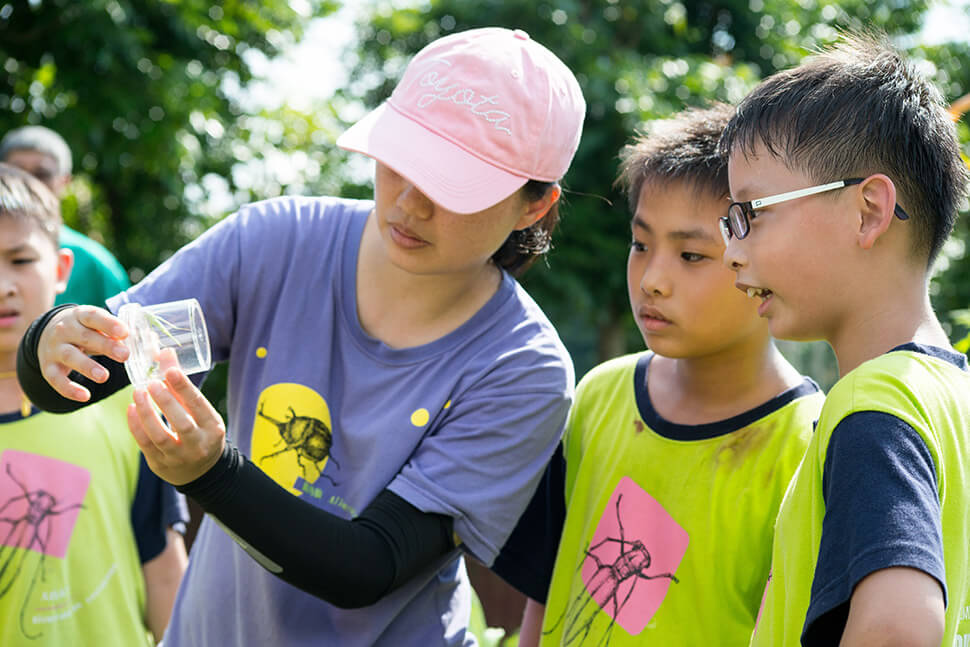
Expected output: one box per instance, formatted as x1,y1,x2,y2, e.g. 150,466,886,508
17,27,585,646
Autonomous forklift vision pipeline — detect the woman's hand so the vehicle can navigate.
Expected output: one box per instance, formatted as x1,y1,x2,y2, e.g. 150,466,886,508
38,305,131,401
127,351,226,486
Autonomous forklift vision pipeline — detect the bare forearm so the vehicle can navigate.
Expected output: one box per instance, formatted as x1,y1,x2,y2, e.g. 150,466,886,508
839,567,944,647
142,528,188,643
518,598,545,647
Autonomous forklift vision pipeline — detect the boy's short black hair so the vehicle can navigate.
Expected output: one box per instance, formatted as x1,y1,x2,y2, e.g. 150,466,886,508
0,162,61,245
719,31,969,266
617,102,735,213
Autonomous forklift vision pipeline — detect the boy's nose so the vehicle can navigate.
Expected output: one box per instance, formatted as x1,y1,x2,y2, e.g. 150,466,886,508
0,271,16,291
722,239,746,271
397,182,434,220
639,264,672,297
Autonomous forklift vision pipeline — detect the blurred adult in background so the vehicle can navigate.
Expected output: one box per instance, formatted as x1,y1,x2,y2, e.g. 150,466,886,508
0,125,130,306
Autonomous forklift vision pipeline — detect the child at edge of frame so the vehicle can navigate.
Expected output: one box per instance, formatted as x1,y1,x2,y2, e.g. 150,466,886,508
719,30,970,645
491,102,825,646
0,162,188,646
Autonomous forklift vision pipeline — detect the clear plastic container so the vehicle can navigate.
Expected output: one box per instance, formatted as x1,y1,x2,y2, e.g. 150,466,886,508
117,298,212,388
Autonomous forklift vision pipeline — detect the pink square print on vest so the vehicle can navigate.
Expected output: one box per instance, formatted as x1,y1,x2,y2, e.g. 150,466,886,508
0,450,90,558
580,475,689,635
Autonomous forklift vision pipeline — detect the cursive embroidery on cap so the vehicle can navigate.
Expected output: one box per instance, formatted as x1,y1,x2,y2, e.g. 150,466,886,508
410,58,513,135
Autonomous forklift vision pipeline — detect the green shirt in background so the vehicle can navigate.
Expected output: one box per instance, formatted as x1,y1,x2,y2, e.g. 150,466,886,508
56,225,130,307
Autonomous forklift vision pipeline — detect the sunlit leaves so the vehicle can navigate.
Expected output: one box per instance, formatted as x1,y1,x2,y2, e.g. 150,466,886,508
0,0,338,277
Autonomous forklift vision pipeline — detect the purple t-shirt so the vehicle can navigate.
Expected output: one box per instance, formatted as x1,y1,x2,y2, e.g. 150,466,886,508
108,196,574,646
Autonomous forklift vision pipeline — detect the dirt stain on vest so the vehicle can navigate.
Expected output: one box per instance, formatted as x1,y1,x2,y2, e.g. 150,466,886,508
713,423,775,472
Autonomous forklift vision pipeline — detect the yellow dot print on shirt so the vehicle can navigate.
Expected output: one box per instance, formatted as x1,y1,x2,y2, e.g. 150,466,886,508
444,400,451,409
411,408,430,427
256,347,268,358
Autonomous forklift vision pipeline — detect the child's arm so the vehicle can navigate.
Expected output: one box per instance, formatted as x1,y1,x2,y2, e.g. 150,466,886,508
489,445,565,647
803,411,946,644
489,443,566,604
839,566,944,646
142,527,188,644
518,598,545,647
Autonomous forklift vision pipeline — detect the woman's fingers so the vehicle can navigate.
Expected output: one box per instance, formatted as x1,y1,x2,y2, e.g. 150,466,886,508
163,367,225,434
130,386,195,485
43,306,130,362
35,305,131,400
43,366,92,402
128,400,168,463
127,372,226,486
133,387,180,447
74,305,129,341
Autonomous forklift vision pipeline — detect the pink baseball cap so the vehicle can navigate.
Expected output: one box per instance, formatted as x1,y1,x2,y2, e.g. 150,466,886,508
337,27,586,214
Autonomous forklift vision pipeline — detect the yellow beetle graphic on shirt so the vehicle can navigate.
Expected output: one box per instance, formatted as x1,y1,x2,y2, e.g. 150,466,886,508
251,383,339,496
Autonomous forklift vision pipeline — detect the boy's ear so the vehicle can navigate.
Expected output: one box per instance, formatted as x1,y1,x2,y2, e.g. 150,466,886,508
51,173,72,199
515,184,561,231
855,174,897,250
55,247,74,294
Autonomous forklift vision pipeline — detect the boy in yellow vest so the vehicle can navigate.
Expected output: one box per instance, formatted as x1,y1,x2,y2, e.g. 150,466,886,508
0,163,187,645
497,104,824,646
720,33,970,644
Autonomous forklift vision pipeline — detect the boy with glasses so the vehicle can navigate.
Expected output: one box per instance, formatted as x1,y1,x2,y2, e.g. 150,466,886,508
498,104,824,646
720,178,911,249
720,32,970,645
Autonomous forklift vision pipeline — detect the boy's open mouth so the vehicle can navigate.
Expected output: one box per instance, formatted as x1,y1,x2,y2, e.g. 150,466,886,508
745,287,772,299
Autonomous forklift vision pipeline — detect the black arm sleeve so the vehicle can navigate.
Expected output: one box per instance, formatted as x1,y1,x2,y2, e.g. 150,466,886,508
178,443,455,608
490,443,566,602
17,306,130,413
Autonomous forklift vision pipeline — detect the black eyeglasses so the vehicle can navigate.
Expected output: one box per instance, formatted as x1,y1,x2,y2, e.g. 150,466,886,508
718,178,911,244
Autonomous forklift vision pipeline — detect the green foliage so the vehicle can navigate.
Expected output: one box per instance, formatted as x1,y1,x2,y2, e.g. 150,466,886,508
0,0,338,278
0,0,346,417
920,40,970,343
952,309,970,354
3,0,966,386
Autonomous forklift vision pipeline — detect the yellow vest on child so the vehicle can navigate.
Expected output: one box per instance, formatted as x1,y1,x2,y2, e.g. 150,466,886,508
541,353,822,646
0,388,152,646
752,349,970,645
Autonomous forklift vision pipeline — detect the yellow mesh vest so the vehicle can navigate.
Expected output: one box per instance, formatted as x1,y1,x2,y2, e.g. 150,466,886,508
541,352,822,646
0,387,152,646
752,350,970,646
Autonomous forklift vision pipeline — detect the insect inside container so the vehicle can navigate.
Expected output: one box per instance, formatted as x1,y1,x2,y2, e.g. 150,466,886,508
118,299,212,389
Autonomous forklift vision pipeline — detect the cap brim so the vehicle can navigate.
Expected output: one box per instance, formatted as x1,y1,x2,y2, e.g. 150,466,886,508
336,103,528,214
